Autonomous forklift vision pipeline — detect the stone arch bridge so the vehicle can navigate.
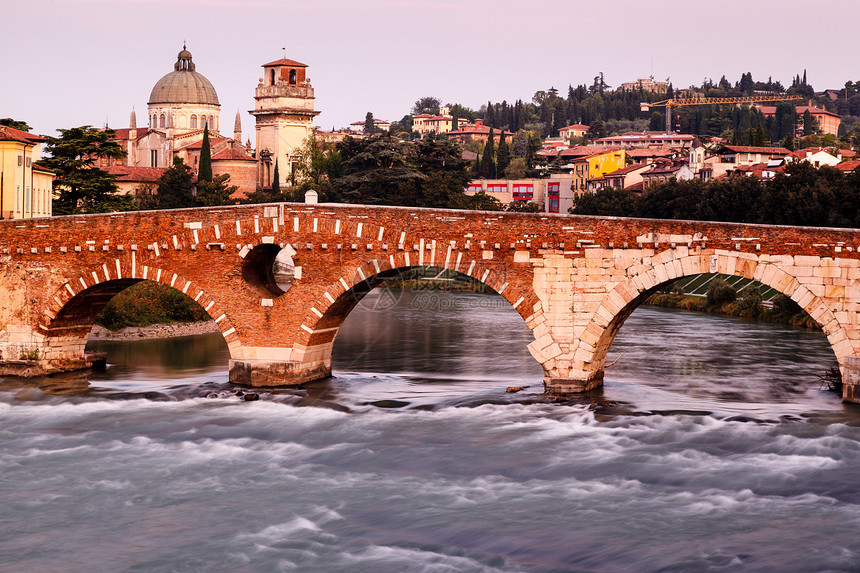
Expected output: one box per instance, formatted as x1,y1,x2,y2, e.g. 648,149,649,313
3,203,860,403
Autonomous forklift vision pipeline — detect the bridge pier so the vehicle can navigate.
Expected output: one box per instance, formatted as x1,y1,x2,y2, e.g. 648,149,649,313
228,359,331,388
543,374,604,395
842,357,860,404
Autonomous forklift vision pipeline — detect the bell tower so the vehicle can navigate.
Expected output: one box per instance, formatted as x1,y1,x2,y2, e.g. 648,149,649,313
250,57,320,188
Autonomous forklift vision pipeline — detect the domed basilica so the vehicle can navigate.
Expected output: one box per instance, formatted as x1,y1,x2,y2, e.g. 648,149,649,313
106,46,318,198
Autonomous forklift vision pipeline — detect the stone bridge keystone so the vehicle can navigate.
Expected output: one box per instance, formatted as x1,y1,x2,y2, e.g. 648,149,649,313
3,203,860,403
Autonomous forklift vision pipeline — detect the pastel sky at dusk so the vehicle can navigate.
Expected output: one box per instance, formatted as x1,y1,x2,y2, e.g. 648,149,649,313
4,0,856,142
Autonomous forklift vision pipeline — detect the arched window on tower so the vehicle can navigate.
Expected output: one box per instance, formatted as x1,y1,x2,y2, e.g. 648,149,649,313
209,116,214,128
160,114,165,128
289,69,297,85
201,116,207,129
191,115,197,129
270,69,276,85
152,114,156,128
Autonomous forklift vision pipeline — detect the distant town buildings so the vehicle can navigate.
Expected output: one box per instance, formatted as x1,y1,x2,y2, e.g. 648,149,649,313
106,46,318,198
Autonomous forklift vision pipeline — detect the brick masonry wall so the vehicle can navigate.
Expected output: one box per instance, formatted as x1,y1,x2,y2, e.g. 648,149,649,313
3,203,860,399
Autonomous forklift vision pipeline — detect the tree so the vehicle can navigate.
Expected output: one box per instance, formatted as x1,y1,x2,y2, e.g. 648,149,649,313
504,158,527,179
496,130,511,176
155,157,195,209
412,97,441,116
0,118,31,131
803,109,817,136
196,174,238,207
364,112,376,134
42,125,131,215
271,158,280,195
480,129,496,178
198,125,212,182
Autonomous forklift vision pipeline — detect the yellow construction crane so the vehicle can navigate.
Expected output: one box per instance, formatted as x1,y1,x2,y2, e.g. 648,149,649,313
641,95,803,133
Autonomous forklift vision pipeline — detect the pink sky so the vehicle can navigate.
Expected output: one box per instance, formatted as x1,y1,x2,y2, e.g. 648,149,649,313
4,0,855,142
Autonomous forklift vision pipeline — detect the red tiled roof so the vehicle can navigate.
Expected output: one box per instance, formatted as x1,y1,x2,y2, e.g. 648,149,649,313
212,147,255,161
111,127,151,141
642,165,682,175
723,145,790,154
560,124,589,130
796,106,841,118
836,160,860,173
32,163,54,174
839,149,857,158
102,166,166,182
178,136,230,150
0,125,44,144
448,125,514,137
625,181,644,191
262,58,307,67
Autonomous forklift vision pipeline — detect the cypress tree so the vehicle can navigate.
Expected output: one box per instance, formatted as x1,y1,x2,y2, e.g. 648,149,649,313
480,129,496,178
199,125,212,182
272,158,280,195
497,130,510,177
486,101,495,127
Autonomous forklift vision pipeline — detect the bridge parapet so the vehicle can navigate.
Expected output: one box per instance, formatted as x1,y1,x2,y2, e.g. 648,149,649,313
3,203,860,402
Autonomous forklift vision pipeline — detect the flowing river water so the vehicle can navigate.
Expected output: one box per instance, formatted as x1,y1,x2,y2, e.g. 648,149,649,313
2,288,860,572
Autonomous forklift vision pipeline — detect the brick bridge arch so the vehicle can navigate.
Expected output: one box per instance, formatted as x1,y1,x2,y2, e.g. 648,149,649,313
38,257,240,371
4,203,860,402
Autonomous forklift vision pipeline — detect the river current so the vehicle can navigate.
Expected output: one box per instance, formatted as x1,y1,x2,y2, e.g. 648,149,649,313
2,289,860,572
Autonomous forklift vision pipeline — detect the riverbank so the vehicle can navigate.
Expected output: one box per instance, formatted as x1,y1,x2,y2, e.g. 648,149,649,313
89,321,221,341
645,293,819,329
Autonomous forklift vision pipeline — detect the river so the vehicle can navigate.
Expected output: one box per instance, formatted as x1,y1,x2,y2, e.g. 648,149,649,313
2,288,860,572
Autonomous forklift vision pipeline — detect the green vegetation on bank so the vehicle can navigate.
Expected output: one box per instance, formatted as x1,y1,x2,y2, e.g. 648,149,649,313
648,278,818,329
96,282,208,331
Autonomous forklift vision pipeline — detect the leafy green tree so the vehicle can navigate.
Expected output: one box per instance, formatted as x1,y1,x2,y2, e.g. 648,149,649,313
466,190,504,211
42,125,132,214
0,118,31,131
571,187,637,217
155,157,195,209
706,278,737,307
504,157,527,179
198,125,212,182
196,174,238,207
412,97,441,115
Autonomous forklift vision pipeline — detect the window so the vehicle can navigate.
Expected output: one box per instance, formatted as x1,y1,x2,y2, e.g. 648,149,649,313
17,156,22,166
151,150,158,167
160,114,166,128
209,115,214,127
512,184,533,200
547,182,560,213
468,184,483,193
487,184,506,194
270,69,276,85
26,157,31,167
191,115,197,128
289,69,297,84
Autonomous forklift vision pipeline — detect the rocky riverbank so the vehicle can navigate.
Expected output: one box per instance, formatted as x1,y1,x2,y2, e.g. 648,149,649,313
89,321,221,341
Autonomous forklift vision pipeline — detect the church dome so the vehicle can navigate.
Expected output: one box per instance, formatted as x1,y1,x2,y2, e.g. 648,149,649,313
148,47,220,106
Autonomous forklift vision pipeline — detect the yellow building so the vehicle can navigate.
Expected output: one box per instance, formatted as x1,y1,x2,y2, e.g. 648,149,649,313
0,126,53,219
570,148,627,196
